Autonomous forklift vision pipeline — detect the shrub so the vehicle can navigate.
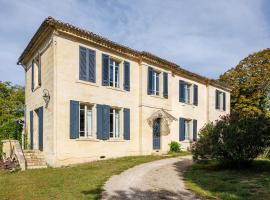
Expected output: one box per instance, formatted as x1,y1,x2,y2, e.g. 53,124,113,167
192,112,270,168
169,141,181,153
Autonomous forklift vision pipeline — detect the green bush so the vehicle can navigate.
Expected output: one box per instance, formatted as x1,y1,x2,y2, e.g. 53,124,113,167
169,141,181,153
192,112,270,168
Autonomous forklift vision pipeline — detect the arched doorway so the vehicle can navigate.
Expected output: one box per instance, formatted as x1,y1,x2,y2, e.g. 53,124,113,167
153,118,161,150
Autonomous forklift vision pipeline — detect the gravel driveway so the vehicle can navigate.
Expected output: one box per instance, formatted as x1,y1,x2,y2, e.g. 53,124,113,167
102,155,199,200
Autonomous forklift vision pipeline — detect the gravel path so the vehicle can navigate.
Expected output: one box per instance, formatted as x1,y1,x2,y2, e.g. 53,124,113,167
102,156,199,200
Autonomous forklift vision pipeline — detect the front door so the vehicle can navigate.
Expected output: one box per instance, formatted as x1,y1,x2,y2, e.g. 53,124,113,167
153,118,161,150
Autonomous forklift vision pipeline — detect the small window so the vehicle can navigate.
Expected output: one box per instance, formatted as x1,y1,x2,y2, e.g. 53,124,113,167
109,108,120,138
109,58,120,88
216,90,226,111
79,104,93,137
31,54,41,91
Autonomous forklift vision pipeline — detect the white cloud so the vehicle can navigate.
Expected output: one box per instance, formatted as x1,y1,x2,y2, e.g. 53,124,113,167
0,0,269,85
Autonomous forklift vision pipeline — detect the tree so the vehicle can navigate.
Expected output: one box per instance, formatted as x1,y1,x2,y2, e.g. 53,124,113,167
0,81,24,156
219,49,270,116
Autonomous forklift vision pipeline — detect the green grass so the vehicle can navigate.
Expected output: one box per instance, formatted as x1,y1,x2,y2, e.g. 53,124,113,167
0,152,189,200
184,159,270,200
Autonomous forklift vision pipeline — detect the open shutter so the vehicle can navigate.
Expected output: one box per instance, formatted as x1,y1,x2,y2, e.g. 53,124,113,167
124,108,130,140
193,119,197,141
102,105,110,140
38,53,41,86
31,60,34,91
88,49,96,83
79,47,87,81
96,104,103,140
147,67,153,95
179,118,185,141
124,61,130,91
223,92,226,111
38,107,43,151
193,84,198,106
70,100,79,139
215,90,219,109
163,72,168,98
102,54,109,86
30,111,33,149
179,80,185,102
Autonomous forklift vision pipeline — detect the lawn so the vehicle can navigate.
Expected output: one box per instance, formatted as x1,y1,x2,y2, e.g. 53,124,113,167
0,152,189,200
184,159,270,200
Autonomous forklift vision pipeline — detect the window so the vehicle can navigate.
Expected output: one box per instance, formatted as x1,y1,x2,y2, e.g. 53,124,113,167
109,58,120,87
216,90,226,111
79,46,96,83
79,104,93,137
148,67,160,96
184,119,191,140
184,83,191,103
31,54,41,91
110,108,120,138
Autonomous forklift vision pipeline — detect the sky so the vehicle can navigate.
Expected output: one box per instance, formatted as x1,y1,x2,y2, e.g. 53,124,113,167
0,0,269,86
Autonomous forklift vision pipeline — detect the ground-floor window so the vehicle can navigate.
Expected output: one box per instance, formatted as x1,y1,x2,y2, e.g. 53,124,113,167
79,104,92,137
184,119,191,140
110,108,120,138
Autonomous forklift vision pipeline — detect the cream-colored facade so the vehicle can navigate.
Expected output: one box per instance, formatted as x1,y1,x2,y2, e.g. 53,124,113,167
19,17,231,167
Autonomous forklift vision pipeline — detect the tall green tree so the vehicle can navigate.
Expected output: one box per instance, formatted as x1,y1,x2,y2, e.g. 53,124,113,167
0,81,24,155
219,49,270,116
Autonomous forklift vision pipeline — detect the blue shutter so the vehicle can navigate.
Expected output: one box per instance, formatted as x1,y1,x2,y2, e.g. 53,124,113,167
79,47,87,81
124,108,130,140
215,90,219,109
102,54,109,86
102,105,110,140
193,84,198,106
70,100,79,139
31,60,34,91
38,53,41,86
124,61,130,91
38,107,43,151
223,92,226,111
96,104,103,140
148,67,153,95
193,119,197,141
163,72,168,98
179,80,185,102
30,111,33,149
179,118,185,141
88,49,96,83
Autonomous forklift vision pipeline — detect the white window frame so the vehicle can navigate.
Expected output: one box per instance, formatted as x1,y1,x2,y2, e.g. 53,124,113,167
216,90,225,111
184,83,192,104
109,58,120,88
152,70,159,96
79,103,93,138
184,119,191,140
109,108,120,138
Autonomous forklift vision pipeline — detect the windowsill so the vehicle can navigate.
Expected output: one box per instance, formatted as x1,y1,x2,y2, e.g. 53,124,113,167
105,86,126,92
107,138,125,142
149,94,166,99
76,80,99,87
216,108,226,112
76,137,100,142
181,140,192,143
180,102,197,107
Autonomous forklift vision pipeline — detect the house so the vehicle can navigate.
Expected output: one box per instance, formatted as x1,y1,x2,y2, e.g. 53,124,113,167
17,17,231,167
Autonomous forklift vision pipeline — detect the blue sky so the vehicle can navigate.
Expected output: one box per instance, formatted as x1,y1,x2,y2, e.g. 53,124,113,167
0,0,269,85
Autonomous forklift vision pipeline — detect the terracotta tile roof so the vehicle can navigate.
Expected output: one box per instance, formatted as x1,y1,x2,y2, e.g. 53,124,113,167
17,16,232,91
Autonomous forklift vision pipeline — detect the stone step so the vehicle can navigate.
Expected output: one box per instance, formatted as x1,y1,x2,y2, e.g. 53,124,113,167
27,165,47,169
23,149,47,169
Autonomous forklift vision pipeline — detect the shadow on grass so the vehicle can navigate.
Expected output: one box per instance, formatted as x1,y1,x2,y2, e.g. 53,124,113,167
181,159,270,200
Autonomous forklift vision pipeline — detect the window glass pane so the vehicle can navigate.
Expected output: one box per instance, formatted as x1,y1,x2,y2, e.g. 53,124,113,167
110,109,113,138
115,111,119,137
185,120,189,140
80,107,85,137
86,107,92,137
115,64,119,87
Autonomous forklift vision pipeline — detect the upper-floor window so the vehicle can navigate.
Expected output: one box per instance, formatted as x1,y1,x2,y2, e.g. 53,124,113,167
31,53,41,91
109,58,120,88
79,103,93,138
79,46,96,83
148,67,159,96
110,108,120,138
215,90,226,111
179,80,198,106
